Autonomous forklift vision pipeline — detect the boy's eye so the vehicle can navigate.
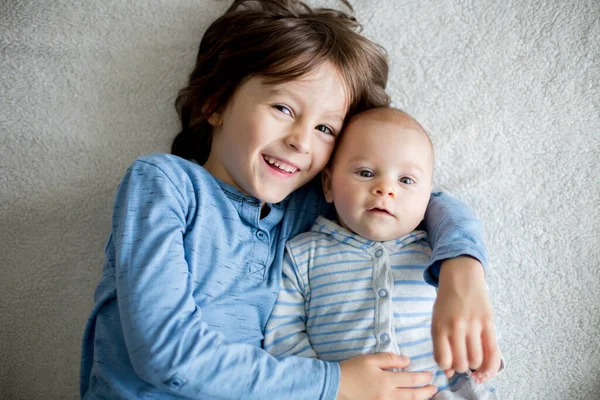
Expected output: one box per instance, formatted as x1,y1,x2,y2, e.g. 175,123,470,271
399,177,414,185
316,125,334,136
274,105,292,116
359,170,374,178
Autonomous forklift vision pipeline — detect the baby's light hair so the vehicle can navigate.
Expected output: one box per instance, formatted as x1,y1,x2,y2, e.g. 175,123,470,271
332,107,434,163
172,0,390,165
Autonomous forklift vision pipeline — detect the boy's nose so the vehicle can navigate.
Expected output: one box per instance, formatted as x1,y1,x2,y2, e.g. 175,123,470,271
285,126,311,154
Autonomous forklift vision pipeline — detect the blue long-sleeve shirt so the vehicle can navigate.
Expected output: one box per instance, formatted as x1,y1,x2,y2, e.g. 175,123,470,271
80,153,488,399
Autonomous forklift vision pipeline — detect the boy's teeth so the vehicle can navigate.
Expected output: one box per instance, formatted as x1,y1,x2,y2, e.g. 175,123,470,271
265,156,297,173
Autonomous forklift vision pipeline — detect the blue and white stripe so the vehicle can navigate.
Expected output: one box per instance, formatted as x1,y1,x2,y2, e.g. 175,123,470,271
265,217,499,398
264,216,449,388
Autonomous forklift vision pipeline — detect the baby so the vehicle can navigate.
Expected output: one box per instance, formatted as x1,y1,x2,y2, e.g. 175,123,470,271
264,107,499,399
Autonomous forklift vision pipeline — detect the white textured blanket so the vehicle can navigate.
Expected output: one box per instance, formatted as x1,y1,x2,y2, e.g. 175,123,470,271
1,0,598,398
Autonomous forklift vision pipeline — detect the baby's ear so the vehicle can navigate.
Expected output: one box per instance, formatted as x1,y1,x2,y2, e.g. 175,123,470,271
321,168,334,203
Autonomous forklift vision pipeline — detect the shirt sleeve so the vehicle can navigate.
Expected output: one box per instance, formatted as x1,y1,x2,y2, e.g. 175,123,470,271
422,191,489,286
112,159,339,399
263,249,318,359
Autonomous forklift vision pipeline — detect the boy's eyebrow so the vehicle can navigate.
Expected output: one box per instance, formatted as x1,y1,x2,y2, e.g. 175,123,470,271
267,87,345,123
267,87,304,105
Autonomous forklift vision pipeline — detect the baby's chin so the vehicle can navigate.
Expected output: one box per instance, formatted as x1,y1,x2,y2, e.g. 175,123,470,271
348,223,415,242
360,230,413,242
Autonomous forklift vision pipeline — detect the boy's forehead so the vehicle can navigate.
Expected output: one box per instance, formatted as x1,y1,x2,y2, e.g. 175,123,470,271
260,63,349,117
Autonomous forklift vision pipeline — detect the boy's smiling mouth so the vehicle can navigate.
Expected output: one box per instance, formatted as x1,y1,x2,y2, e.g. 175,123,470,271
263,155,299,174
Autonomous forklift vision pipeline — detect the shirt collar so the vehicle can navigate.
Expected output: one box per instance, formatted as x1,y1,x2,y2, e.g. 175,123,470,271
312,216,429,251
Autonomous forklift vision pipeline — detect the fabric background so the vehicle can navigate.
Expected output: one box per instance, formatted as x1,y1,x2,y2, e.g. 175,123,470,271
1,0,598,398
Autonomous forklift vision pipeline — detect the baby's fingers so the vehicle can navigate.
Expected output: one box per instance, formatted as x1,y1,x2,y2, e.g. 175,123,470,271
391,371,433,389
395,384,438,400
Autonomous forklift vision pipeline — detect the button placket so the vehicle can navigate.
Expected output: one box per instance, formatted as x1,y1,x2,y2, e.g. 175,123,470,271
372,245,396,353
248,227,269,279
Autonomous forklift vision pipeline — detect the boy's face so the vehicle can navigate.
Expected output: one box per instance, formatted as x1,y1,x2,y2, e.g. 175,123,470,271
323,114,434,241
203,62,347,204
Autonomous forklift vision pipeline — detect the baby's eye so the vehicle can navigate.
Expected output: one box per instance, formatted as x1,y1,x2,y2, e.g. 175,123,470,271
359,170,374,178
399,177,414,185
315,125,334,136
273,105,293,116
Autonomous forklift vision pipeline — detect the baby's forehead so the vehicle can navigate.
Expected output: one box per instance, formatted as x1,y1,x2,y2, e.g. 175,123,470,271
334,107,435,166
347,108,423,131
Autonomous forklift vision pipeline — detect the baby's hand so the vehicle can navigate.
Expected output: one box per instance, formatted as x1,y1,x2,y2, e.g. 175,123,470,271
337,353,437,400
432,257,501,384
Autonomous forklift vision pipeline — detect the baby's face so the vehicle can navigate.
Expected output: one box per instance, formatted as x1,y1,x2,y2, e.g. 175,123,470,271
323,114,433,241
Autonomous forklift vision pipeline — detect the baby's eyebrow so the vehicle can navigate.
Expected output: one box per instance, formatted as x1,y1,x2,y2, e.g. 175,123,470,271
401,162,425,173
346,158,426,174
347,156,371,164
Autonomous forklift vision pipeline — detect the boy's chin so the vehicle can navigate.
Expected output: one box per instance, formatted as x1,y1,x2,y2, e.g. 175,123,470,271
254,189,290,206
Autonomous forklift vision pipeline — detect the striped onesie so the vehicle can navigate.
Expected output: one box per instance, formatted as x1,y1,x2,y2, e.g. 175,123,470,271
264,216,498,399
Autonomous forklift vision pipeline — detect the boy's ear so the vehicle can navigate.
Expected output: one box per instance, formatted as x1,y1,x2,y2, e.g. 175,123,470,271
207,112,223,127
321,167,334,203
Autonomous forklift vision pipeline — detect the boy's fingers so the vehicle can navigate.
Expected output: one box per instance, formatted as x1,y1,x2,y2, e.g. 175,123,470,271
466,330,483,370
433,329,452,370
391,371,433,389
395,384,438,400
477,324,501,380
369,352,411,369
449,320,468,373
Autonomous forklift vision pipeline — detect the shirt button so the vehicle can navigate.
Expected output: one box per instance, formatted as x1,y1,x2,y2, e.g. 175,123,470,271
375,249,383,258
167,378,183,389
256,231,266,241
378,288,388,298
380,333,390,343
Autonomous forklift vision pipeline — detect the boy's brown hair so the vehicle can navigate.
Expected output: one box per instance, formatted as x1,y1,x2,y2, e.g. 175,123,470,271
172,0,390,165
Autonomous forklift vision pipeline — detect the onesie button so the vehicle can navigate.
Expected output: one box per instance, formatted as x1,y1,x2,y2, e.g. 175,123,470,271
256,231,266,241
375,249,383,258
377,289,388,298
379,333,390,343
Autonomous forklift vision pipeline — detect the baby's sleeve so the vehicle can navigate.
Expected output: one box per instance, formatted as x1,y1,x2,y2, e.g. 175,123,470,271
263,247,318,359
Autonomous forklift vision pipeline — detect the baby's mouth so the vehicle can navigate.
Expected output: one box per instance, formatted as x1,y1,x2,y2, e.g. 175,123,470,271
368,207,393,216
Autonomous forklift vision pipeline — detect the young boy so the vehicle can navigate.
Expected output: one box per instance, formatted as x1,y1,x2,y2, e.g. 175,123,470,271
264,107,501,399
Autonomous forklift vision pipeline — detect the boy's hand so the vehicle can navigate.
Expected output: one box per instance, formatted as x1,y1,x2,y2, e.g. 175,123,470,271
337,353,437,400
432,256,501,384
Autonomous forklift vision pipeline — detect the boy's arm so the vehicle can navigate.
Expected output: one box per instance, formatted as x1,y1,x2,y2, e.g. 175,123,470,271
422,192,488,286
111,159,338,400
423,191,501,382
264,250,318,359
